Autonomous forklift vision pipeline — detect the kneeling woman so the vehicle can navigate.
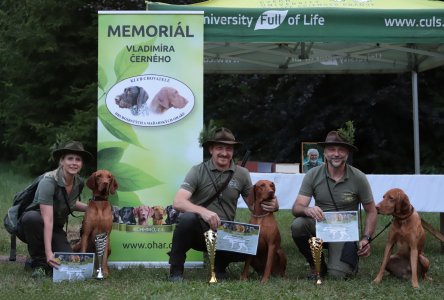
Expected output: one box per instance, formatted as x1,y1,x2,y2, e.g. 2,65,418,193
17,141,92,278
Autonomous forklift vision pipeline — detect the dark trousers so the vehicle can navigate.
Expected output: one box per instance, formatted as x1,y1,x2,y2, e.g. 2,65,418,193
169,212,246,272
17,210,72,268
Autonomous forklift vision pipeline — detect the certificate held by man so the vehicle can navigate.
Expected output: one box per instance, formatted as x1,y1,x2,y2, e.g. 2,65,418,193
316,211,359,242
216,221,260,255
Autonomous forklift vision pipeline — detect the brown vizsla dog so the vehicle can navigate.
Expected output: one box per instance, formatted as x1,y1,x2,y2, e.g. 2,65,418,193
152,205,166,225
373,188,430,289
241,180,287,283
77,170,118,277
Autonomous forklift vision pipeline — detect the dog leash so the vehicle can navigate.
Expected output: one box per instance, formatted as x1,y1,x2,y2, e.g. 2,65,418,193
361,218,393,248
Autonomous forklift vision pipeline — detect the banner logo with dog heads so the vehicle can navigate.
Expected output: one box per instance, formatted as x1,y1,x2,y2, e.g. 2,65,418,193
106,74,194,127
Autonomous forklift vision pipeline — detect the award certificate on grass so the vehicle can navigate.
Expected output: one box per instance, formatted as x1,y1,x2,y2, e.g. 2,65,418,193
53,252,95,282
316,211,359,242
216,221,260,255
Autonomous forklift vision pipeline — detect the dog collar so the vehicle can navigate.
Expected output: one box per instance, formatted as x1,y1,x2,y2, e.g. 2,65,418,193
90,195,108,201
394,206,414,221
251,212,270,218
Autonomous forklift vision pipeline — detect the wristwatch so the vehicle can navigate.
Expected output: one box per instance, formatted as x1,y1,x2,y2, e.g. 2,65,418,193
362,234,372,242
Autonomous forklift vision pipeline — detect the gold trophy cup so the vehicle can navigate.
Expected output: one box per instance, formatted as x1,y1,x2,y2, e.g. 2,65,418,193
94,232,108,280
309,237,324,285
204,229,218,283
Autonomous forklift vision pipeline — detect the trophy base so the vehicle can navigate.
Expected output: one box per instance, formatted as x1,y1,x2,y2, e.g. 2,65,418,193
209,272,217,283
96,268,104,280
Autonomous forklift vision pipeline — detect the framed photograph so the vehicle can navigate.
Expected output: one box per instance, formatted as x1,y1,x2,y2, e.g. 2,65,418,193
301,142,324,173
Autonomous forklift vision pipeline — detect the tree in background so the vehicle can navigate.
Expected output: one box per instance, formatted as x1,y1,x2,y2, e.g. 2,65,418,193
1,0,443,175
0,0,145,175
203,71,444,174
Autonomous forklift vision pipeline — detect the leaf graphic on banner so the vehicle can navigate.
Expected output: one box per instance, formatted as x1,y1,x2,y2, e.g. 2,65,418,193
107,192,119,205
97,145,127,167
114,38,156,81
98,105,144,148
98,140,129,152
109,162,162,192
98,64,108,92
113,191,143,207
254,10,288,30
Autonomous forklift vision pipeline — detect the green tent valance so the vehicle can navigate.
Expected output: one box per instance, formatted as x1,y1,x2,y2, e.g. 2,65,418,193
147,0,444,74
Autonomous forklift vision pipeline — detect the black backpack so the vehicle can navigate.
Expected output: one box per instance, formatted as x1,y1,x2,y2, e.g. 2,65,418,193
3,174,45,235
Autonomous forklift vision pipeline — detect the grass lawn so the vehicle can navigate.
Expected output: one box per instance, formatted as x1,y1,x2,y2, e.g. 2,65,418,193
1,162,443,299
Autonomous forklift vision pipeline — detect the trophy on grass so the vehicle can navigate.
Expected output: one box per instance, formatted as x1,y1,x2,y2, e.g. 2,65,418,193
94,232,107,280
204,229,218,283
309,237,324,285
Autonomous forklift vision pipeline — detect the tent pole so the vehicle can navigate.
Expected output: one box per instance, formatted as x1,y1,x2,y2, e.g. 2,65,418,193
412,70,420,174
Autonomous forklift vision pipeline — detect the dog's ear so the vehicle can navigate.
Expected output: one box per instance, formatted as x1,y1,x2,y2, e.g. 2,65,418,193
246,184,257,209
110,176,118,194
395,190,410,216
150,92,167,113
133,207,140,217
86,172,97,190
137,87,149,107
156,88,170,109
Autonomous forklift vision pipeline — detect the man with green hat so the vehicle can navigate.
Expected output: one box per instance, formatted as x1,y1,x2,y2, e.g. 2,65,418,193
17,141,93,278
168,128,279,282
291,130,377,280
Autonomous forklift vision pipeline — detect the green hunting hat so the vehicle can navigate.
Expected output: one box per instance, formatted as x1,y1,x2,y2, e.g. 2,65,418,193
202,127,242,148
318,131,358,152
52,140,93,161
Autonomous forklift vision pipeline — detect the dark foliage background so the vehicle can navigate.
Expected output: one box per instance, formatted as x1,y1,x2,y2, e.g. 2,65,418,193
1,0,443,176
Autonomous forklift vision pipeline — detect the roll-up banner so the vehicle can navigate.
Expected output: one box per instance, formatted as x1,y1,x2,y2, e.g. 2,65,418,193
97,11,204,267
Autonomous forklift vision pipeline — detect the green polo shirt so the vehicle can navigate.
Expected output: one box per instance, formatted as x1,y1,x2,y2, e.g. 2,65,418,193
299,164,374,212
27,168,83,226
181,159,252,221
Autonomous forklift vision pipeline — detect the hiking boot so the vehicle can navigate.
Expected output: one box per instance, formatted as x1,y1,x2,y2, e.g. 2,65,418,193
31,267,48,279
214,264,230,281
169,265,184,282
216,270,229,281
24,258,33,272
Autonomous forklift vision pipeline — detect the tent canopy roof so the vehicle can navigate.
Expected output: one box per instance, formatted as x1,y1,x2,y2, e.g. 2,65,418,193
147,0,444,74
